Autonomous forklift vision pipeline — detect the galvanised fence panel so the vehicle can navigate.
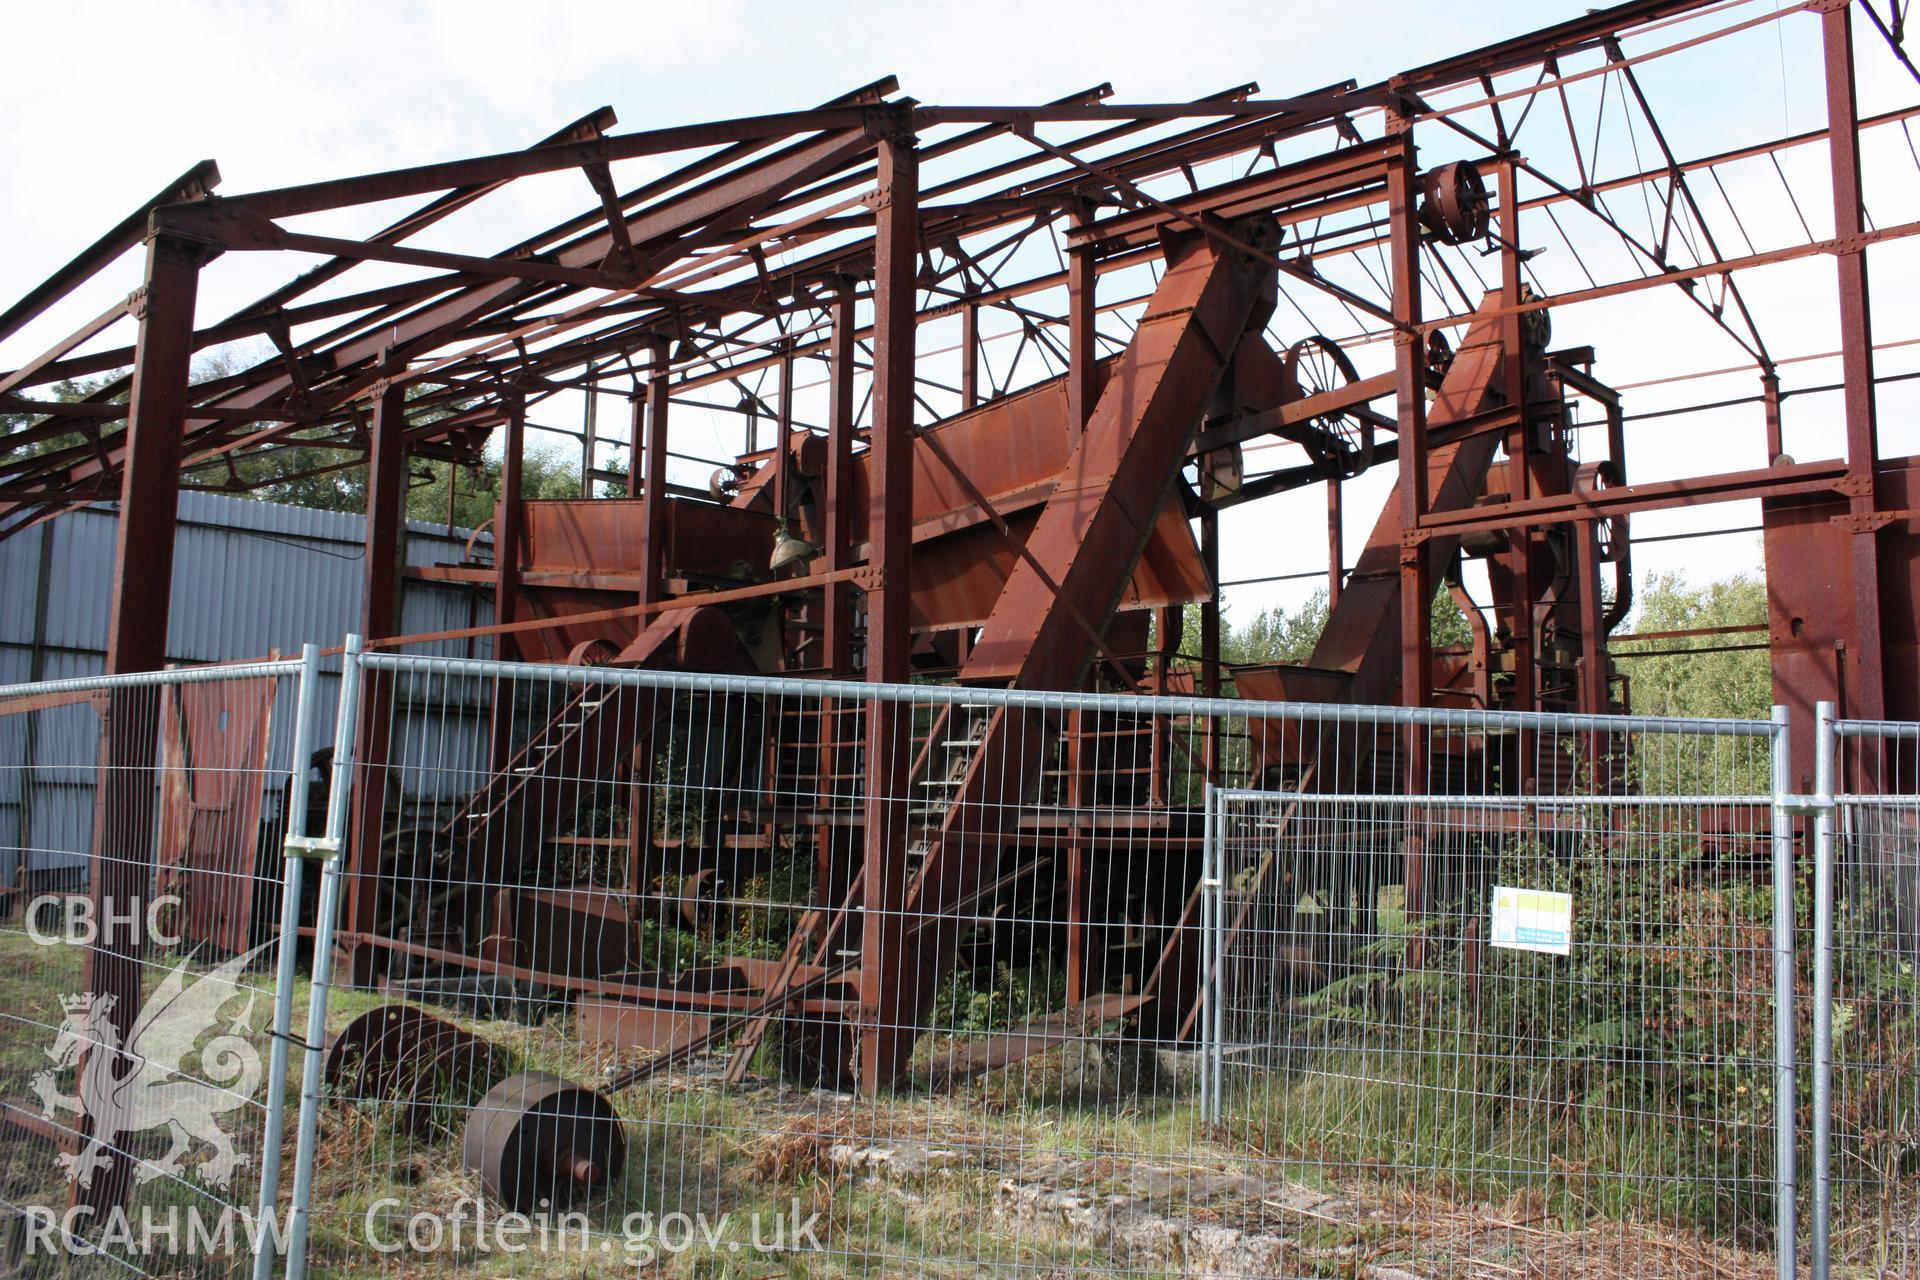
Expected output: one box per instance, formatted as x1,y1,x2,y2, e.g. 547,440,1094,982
5,639,1891,1279
1208,707,1791,1280
0,652,325,1280
1823,714,1920,1280
282,651,1795,1280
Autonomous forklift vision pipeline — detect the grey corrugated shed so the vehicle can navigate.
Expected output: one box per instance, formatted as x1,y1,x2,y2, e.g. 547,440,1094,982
1,490,492,664
0,492,498,881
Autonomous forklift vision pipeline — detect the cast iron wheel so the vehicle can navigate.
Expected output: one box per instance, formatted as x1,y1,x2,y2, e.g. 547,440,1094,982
1284,335,1373,478
462,1071,628,1211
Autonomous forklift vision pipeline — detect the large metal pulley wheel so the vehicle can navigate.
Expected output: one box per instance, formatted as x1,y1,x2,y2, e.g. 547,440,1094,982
1418,160,1490,245
462,1071,628,1211
1283,335,1372,478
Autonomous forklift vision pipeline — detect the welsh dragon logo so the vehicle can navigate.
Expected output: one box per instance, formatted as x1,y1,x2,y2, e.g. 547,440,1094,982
31,945,269,1191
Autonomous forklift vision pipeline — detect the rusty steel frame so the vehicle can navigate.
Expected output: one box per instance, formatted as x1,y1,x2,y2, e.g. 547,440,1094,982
6,0,1920,1107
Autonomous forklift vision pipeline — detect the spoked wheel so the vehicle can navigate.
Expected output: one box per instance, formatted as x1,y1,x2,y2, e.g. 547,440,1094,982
324,1004,502,1137
1283,335,1373,478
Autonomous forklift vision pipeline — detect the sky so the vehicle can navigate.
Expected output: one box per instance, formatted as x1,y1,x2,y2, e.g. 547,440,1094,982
3,0,1917,633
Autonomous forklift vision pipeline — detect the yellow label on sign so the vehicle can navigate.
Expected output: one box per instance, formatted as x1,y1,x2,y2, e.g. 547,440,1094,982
1490,884,1573,956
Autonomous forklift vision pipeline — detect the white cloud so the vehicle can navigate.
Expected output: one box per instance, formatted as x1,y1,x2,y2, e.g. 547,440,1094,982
2,0,1912,626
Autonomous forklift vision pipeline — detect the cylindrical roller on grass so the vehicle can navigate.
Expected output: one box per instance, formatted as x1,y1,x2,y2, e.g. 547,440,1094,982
324,1004,500,1137
461,1071,627,1211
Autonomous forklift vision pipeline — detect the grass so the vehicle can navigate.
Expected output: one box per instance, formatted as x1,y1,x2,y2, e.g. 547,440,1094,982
0,866,1887,1280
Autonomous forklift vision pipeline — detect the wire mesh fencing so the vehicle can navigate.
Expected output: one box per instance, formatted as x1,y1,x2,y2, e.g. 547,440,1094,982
277,651,1811,1280
29,634,1920,1280
1821,714,1920,1279
297,655,1252,1278
0,652,325,1280
1207,709,1791,1280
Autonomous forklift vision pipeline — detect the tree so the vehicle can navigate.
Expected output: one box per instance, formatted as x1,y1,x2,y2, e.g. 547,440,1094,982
1218,591,1330,665
1612,571,1770,719
1177,584,1470,669
0,376,119,464
181,437,588,529
1431,585,1473,649
5,343,605,531
174,346,586,528
1169,590,1324,667
158,343,584,526
400,448,587,530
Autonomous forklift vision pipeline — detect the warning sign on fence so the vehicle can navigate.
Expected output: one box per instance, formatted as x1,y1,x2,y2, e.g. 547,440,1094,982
1490,885,1573,956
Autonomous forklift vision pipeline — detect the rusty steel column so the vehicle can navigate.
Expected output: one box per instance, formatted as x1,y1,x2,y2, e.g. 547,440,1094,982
638,337,671,609
360,385,408,677
581,370,599,492
1823,4,1885,720
1150,605,1179,805
625,341,670,904
1387,123,1431,715
817,282,860,917
82,232,208,1215
1065,708,1089,1004
774,340,794,528
858,107,919,1092
1761,368,1785,462
340,382,408,985
960,289,981,410
1201,499,1222,781
487,395,526,777
1495,160,1536,721
1327,477,1344,609
1385,108,1433,957
495,394,527,639
822,283,858,675
1068,198,1097,432
1574,518,1607,715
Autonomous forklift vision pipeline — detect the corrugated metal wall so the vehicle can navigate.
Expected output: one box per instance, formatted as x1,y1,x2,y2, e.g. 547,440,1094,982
0,492,497,883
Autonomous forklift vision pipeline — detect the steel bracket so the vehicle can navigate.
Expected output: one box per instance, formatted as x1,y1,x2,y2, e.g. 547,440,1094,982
1831,510,1911,534
1775,793,1835,817
283,834,341,862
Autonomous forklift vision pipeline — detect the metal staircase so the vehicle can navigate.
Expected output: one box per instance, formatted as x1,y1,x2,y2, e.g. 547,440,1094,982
442,684,643,881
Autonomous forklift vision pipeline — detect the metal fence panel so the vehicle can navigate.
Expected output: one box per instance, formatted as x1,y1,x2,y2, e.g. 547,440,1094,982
1824,716,1920,1279
273,651,1809,1279
1208,710,1790,1280
0,656,319,1280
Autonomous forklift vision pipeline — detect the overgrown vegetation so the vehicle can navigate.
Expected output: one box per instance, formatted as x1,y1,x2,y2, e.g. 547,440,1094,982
1221,815,1920,1271
1263,831,1780,1235
1613,571,1771,719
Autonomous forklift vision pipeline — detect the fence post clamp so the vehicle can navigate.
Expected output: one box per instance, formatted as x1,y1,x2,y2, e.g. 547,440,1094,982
283,834,342,860
1775,792,1834,816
